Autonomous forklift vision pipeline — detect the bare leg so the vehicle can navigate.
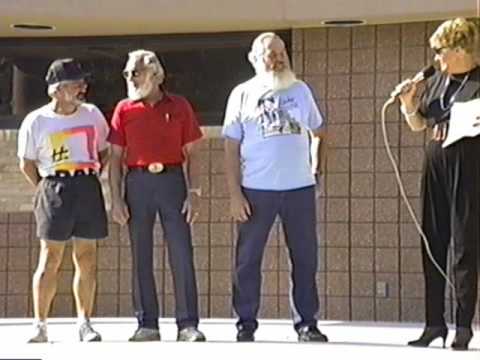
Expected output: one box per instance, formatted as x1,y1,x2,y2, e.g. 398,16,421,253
72,239,101,342
28,239,65,343
71,239,97,320
32,239,65,321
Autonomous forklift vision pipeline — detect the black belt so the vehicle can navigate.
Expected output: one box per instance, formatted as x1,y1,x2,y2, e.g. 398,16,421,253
46,168,97,178
128,164,182,174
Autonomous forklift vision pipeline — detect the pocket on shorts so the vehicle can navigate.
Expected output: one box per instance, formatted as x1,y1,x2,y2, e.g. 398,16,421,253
38,180,65,212
46,181,64,208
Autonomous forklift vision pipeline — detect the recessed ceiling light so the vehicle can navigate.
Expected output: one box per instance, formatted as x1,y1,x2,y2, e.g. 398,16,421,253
11,24,55,31
322,20,366,27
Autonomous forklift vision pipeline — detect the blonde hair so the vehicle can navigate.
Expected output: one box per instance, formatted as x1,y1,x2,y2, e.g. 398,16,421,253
429,18,479,54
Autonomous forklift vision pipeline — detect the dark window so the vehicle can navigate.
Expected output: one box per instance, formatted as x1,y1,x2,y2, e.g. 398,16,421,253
0,30,291,128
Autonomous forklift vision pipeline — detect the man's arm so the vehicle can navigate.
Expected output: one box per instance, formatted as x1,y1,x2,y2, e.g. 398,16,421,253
181,141,202,223
225,138,251,222
182,141,201,195
19,158,40,187
225,138,242,196
98,148,110,174
109,144,129,225
310,127,327,176
109,145,124,200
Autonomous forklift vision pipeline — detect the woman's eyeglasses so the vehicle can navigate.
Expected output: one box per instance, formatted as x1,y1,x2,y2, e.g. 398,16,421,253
122,69,141,79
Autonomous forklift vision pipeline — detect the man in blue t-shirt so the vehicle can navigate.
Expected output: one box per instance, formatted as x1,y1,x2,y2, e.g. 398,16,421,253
223,32,328,342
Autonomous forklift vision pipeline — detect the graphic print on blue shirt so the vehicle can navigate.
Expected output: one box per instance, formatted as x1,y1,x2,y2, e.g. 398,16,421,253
222,80,324,190
257,94,301,138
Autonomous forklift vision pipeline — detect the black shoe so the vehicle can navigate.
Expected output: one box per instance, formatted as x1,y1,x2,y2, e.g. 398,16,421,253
451,328,473,351
236,329,255,342
177,327,206,342
297,326,328,342
407,326,448,348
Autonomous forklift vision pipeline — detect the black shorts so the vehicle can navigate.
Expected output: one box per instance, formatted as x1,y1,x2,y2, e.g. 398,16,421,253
34,175,108,241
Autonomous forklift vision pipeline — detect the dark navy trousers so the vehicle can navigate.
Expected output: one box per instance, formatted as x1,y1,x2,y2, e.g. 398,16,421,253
125,168,199,330
233,185,319,331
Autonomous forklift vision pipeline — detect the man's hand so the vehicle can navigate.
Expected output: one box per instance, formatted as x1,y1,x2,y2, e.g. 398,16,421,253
312,161,325,178
111,197,130,226
230,191,251,222
109,145,128,225
19,158,40,187
314,173,324,199
181,194,199,224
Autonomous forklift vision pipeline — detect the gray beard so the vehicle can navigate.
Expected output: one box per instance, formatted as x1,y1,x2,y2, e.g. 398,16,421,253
257,70,298,92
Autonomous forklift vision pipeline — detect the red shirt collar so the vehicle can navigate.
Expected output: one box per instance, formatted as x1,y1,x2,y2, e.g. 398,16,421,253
132,90,174,107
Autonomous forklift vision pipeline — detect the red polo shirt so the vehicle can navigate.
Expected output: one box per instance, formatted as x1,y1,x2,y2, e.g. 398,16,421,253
108,94,203,166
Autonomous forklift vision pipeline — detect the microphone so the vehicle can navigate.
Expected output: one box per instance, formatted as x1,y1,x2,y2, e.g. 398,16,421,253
390,65,436,99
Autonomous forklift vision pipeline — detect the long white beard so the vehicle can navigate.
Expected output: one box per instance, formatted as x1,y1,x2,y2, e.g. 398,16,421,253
257,69,298,92
127,80,154,101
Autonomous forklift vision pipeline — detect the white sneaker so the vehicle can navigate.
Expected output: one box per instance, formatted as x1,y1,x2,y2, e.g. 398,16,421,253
79,320,102,342
27,322,48,343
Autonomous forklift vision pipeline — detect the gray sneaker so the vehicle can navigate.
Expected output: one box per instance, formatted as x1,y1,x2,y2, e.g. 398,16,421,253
27,322,48,343
128,327,161,342
79,321,102,342
177,327,206,342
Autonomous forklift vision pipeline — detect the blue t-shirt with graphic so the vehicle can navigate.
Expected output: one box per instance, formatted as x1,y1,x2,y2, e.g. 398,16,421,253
222,78,325,191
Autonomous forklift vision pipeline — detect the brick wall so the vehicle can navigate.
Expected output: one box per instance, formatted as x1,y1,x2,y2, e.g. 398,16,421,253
0,20,479,325
291,21,478,324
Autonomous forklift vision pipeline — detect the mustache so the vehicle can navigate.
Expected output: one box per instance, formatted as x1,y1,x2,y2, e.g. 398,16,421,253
257,69,297,91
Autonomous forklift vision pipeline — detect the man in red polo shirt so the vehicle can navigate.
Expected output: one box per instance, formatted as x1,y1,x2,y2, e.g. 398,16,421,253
109,49,206,342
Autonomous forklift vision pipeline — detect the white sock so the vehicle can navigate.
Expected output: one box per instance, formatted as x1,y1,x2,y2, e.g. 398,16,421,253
77,317,90,326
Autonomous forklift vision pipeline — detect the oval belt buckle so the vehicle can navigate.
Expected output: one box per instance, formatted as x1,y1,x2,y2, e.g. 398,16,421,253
148,162,165,173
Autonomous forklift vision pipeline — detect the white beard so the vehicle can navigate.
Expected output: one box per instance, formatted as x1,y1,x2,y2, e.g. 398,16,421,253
127,80,154,101
257,69,298,92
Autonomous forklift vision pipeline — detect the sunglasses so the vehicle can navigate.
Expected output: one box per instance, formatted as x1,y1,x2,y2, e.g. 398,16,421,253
122,69,142,79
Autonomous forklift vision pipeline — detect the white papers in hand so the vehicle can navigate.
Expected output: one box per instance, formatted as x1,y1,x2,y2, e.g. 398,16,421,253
442,98,480,148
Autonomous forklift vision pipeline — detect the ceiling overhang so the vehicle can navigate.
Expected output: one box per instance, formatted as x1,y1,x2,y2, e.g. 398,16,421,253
0,0,477,37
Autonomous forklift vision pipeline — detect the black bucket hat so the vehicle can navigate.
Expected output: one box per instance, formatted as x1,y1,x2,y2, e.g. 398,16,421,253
45,58,89,85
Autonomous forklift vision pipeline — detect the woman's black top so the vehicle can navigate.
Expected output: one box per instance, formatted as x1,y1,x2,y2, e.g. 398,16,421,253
419,65,480,127
417,66,480,167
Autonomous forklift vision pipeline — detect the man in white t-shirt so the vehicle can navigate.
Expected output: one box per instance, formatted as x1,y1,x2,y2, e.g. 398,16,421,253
17,58,109,343
223,33,328,342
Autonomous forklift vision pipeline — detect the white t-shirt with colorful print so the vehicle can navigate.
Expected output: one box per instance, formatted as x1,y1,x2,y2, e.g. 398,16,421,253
17,103,109,177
